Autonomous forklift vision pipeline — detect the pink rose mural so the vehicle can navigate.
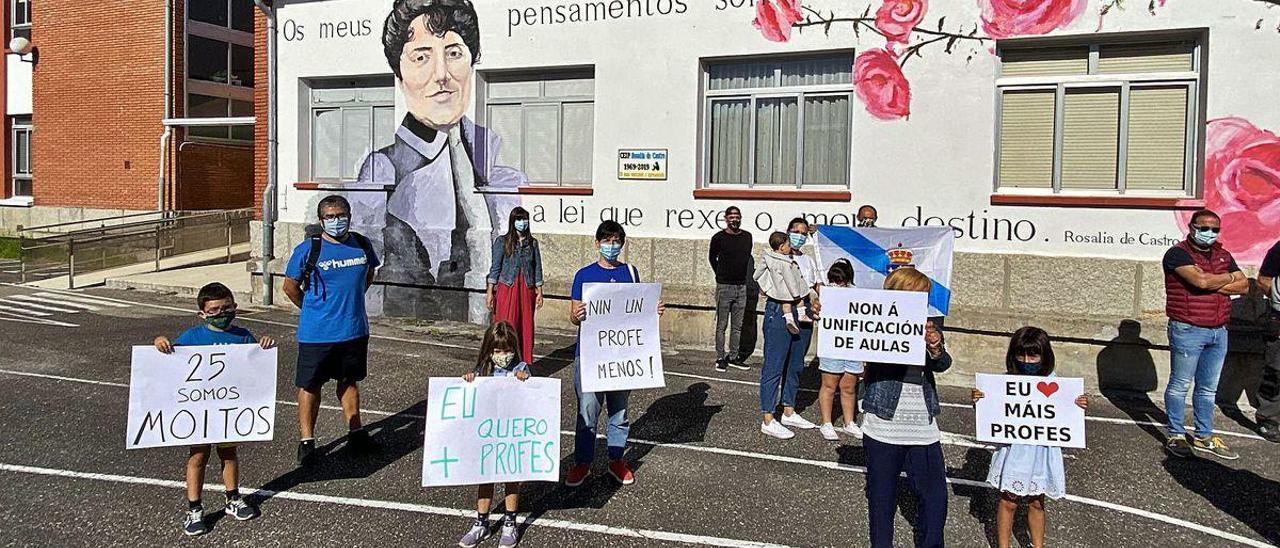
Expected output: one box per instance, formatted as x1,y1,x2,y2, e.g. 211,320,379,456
855,48,912,120
876,0,929,43
979,0,1087,39
753,0,805,43
1177,118,1280,265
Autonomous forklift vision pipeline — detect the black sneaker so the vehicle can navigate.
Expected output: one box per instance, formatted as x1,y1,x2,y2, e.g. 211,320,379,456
1165,436,1193,458
297,439,318,466
347,429,382,454
715,360,729,372
1258,421,1280,443
183,507,208,536
727,357,750,371
225,498,259,521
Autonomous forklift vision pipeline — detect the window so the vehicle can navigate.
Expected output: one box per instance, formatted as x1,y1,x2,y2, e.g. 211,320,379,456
10,0,30,41
186,0,254,142
308,83,397,182
702,54,853,188
11,117,32,197
482,72,595,186
995,39,1201,196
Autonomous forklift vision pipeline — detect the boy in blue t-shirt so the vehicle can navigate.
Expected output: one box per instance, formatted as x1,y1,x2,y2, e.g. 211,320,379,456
564,221,664,489
152,282,276,537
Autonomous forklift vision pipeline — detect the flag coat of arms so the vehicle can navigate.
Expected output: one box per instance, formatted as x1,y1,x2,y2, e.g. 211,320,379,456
814,226,955,316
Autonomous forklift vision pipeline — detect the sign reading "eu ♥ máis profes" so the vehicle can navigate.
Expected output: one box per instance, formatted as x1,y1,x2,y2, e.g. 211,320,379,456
974,373,1086,449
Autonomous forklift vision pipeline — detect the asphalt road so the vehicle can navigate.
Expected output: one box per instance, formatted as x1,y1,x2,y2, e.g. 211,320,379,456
0,283,1277,548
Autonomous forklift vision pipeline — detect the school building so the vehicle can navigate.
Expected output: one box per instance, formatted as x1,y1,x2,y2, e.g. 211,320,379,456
0,0,258,233
273,0,1280,393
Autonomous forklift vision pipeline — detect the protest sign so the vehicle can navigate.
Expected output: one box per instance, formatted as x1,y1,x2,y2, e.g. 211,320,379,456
974,373,1086,449
422,377,562,487
126,345,278,449
817,287,928,365
578,282,665,393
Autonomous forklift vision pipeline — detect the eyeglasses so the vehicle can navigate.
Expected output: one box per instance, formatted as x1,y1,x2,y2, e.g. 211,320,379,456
203,303,237,315
1190,225,1221,233
320,213,350,221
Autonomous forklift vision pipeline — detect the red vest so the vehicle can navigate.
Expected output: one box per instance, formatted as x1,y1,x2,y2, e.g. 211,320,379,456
1164,240,1235,328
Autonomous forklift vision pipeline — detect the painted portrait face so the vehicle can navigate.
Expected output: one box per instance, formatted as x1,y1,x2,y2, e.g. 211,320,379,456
398,16,474,129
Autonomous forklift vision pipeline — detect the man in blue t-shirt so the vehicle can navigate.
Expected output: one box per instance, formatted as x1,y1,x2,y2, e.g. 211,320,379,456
564,220,664,489
283,195,381,466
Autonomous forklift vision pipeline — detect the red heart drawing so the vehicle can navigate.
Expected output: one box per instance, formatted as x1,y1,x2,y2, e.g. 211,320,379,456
1037,381,1059,398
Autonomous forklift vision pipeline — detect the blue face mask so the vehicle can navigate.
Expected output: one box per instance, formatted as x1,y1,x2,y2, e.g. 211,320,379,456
599,242,623,261
1191,228,1219,247
1014,360,1042,375
322,217,350,238
514,220,530,232
789,233,807,249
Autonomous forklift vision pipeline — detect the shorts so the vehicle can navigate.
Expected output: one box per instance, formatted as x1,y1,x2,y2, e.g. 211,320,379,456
296,336,370,388
818,357,865,375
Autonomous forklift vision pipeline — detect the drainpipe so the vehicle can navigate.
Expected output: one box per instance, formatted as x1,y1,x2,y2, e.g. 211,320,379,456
254,0,277,305
158,0,173,211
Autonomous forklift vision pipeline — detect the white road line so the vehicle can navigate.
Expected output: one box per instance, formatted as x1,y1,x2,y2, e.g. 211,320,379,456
0,367,1272,547
8,294,102,311
0,298,86,314
6,294,91,312
0,463,789,548
0,312,79,328
5,285,1266,441
0,303,52,317
34,292,131,308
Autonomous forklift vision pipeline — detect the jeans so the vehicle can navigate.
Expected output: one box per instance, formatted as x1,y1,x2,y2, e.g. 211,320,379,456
1164,320,1229,438
714,284,748,361
1258,333,1280,424
573,360,631,463
864,437,948,548
759,300,812,414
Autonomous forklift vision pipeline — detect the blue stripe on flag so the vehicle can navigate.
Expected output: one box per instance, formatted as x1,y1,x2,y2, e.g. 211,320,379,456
820,226,952,316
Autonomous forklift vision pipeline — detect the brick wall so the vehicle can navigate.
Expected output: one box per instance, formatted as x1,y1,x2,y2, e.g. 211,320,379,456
253,10,268,218
31,0,253,212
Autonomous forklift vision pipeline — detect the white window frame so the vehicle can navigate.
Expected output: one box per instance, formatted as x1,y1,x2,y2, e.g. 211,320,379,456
184,0,254,143
700,53,855,190
306,84,396,183
10,0,30,40
478,70,596,187
11,118,32,198
993,35,1204,197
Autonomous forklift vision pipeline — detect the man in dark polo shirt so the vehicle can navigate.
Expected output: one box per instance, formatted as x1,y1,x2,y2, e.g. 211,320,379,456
1255,239,1280,442
709,206,752,372
1161,209,1250,459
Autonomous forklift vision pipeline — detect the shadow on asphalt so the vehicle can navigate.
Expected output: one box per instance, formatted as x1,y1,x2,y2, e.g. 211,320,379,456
1098,320,1170,445
519,382,724,530
529,343,576,378
1162,456,1280,543
245,400,426,508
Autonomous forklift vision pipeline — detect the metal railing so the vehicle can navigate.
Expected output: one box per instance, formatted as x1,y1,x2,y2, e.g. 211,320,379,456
18,209,254,288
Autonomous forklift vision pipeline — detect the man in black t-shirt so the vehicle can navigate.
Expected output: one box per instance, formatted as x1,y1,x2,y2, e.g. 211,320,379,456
1256,240,1280,443
709,206,753,372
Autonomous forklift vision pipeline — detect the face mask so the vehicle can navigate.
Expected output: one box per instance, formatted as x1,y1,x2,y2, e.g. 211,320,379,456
514,220,529,232
788,233,807,249
204,311,236,330
491,351,514,369
1014,359,1041,375
322,217,350,238
727,219,742,230
600,242,623,261
1191,228,1218,247
857,218,877,228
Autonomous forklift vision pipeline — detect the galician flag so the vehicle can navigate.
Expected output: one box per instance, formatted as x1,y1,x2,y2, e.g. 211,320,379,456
814,225,955,316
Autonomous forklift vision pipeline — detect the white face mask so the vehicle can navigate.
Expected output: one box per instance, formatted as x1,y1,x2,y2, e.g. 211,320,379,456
491,351,515,369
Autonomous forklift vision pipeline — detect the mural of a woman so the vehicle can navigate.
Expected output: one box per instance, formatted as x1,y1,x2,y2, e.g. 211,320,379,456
353,0,526,319
487,207,544,363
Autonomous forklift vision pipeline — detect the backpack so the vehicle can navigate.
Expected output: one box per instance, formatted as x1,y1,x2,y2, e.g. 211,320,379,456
298,230,375,292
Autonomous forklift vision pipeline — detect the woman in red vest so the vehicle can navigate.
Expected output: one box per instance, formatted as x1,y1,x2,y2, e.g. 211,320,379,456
1161,209,1250,460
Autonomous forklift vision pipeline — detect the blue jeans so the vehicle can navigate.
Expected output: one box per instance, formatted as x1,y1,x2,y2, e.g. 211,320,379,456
759,300,813,414
1164,320,1229,438
574,360,631,463
864,437,947,548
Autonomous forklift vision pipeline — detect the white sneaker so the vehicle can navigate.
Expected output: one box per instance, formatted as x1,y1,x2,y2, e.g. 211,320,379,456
761,420,795,440
841,422,865,439
819,423,838,441
781,413,818,430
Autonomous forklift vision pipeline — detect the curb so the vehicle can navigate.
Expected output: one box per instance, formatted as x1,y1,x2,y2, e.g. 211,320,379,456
104,277,254,305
